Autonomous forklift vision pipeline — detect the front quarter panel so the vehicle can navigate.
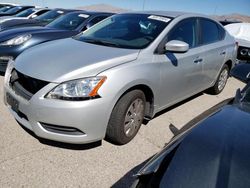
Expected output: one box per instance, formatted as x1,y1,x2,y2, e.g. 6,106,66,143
97,55,161,115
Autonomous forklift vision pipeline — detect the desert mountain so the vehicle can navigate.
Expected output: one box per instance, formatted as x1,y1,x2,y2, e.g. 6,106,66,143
77,4,128,13
214,14,250,23
77,4,250,23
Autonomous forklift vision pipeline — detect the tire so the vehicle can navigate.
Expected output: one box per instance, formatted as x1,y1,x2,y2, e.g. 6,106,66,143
105,90,146,145
207,64,229,95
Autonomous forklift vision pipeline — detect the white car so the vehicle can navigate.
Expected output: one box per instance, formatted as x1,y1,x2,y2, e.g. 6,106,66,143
225,23,250,61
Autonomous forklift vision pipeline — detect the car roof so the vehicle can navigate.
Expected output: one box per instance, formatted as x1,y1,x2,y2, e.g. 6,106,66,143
17,5,35,8
66,10,113,15
123,11,203,18
53,8,81,12
32,7,50,11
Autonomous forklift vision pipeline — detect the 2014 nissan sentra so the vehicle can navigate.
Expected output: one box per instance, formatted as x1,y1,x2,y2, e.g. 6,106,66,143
4,11,237,145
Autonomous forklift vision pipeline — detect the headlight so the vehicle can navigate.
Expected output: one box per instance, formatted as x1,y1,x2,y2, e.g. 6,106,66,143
0,34,32,46
46,76,107,100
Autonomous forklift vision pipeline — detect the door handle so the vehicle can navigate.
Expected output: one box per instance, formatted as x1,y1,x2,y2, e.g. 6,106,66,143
194,58,203,63
220,51,226,55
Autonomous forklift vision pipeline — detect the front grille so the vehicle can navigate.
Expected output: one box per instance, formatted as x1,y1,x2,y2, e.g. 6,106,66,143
9,69,49,100
40,123,86,136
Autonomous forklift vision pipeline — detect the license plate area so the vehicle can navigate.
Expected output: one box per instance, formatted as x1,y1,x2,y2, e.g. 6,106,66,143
6,92,19,113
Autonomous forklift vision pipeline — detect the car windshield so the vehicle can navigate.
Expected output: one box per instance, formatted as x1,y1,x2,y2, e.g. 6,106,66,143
0,6,12,12
15,8,35,17
4,6,22,14
35,10,64,23
47,12,89,30
74,14,171,49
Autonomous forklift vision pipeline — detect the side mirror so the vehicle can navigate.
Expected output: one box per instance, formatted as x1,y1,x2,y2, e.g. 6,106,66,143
230,63,250,83
165,40,189,53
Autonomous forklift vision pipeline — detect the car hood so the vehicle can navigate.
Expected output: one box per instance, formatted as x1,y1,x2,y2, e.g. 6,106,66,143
1,17,28,22
15,38,140,83
0,19,42,31
0,16,14,22
225,23,250,47
141,104,250,188
0,26,69,41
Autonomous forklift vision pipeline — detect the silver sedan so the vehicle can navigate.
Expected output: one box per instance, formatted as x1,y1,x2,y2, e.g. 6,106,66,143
4,11,237,145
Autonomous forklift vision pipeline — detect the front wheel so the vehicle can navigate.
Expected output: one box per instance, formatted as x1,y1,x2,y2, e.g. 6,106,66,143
207,64,229,95
105,90,146,145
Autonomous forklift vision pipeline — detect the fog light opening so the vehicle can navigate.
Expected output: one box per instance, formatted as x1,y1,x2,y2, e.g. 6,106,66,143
240,49,248,56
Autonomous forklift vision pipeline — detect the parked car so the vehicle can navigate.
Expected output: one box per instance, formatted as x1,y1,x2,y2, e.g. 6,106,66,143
0,8,78,32
0,5,34,17
132,63,250,188
0,8,49,25
219,19,241,26
0,11,112,72
0,5,15,13
225,23,250,62
0,7,50,21
4,11,237,145
0,3,19,8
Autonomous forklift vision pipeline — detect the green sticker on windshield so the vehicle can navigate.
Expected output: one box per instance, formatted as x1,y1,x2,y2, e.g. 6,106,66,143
148,15,171,23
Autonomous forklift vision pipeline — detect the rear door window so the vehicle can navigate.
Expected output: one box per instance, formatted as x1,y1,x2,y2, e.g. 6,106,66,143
199,18,225,45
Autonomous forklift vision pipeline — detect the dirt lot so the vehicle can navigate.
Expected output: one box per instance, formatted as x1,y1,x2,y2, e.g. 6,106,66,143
0,75,245,188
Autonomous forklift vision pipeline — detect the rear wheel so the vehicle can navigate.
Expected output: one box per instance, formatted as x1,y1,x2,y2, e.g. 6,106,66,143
106,90,146,145
207,64,229,95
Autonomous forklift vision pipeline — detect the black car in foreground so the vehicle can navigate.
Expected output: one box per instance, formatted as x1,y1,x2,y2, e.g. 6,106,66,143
0,11,112,72
132,63,250,188
0,5,34,17
0,8,77,31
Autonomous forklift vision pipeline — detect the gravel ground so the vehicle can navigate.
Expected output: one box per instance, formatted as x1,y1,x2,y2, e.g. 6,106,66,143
0,76,245,188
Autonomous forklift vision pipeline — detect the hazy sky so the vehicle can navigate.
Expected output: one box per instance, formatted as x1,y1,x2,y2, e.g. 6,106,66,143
4,0,250,16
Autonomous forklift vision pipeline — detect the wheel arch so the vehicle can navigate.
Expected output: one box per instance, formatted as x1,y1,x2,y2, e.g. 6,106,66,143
224,60,233,71
115,84,155,119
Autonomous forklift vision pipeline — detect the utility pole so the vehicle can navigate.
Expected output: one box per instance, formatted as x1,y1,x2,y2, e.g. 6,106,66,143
142,0,146,10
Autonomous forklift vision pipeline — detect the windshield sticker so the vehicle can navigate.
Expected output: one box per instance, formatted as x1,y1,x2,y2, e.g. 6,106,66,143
57,10,64,14
78,14,89,18
148,15,171,23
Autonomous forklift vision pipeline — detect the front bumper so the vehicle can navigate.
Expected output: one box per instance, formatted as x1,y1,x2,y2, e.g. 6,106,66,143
4,68,113,144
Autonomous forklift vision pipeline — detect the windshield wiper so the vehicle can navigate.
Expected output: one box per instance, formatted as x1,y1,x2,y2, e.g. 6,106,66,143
82,38,120,48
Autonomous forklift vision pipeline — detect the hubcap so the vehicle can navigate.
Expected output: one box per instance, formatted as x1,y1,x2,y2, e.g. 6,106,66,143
124,98,144,137
218,69,228,91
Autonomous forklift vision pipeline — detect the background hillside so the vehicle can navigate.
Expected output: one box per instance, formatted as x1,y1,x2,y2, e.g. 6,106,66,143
214,13,250,23
78,4,250,23
77,4,128,13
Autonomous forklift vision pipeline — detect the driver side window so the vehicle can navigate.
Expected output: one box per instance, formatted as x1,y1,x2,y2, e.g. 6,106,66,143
167,18,197,48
